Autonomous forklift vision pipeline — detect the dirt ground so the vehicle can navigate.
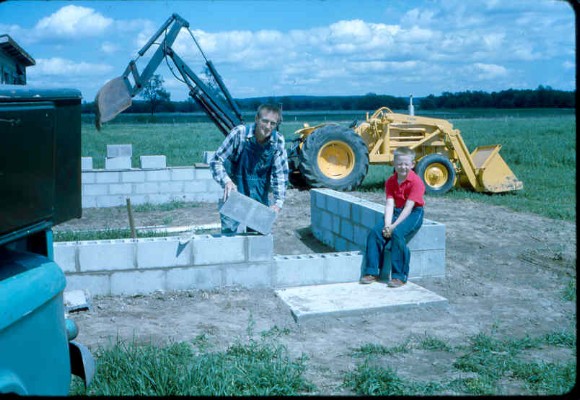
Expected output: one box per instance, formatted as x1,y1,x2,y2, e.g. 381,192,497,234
58,188,577,395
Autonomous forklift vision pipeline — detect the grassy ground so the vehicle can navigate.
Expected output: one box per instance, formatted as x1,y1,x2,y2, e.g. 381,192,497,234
71,322,576,396
84,108,575,221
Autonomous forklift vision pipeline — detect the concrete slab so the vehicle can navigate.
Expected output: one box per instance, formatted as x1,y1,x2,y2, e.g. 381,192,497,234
63,289,91,312
275,281,448,322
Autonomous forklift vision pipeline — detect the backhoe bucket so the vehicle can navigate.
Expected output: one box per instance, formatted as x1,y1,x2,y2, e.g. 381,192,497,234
94,77,132,130
471,145,523,193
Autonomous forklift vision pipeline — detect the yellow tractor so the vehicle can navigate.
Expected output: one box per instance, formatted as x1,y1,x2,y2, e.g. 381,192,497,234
288,106,523,194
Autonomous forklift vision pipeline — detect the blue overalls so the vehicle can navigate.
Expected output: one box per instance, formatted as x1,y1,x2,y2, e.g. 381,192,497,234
220,124,278,234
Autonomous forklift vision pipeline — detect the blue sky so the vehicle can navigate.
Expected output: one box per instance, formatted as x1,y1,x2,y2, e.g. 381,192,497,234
1,0,575,102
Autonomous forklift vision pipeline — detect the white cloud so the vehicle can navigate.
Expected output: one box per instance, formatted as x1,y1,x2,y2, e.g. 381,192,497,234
472,63,508,80
31,57,113,76
33,5,113,40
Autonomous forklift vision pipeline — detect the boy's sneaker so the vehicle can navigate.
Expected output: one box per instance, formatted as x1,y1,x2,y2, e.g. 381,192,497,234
387,278,406,288
359,275,378,284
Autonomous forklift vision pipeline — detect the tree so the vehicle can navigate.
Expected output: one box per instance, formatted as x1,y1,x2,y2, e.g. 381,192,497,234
140,74,171,115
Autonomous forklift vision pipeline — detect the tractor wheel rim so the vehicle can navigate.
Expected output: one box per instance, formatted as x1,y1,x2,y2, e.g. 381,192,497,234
317,140,355,179
424,163,449,188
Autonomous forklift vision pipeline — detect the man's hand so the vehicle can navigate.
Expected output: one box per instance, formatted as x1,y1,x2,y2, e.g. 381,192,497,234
223,181,237,202
270,204,281,213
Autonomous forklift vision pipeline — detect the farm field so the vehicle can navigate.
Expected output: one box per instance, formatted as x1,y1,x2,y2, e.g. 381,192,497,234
67,108,576,395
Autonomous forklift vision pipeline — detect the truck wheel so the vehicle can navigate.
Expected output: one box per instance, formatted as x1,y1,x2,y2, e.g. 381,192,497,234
415,154,456,195
299,125,369,191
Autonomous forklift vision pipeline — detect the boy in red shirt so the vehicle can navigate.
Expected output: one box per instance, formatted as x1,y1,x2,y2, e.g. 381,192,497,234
360,147,425,288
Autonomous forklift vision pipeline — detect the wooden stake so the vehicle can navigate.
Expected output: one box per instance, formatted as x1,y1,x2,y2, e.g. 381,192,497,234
126,198,136,239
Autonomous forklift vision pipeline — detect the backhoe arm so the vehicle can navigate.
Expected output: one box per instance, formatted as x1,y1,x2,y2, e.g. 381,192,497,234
94,13,243,135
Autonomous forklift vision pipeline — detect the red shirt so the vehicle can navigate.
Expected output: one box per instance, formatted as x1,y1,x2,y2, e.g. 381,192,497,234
385,170,425,208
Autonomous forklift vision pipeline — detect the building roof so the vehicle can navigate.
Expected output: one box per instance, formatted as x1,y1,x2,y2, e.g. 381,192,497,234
0,34,36,67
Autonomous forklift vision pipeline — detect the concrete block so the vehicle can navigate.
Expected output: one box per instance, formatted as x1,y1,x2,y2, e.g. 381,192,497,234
95,171,120,183
338,200,351,219
219,191,277,235
186,180,210,193
313,190,325,210
78,239,135,271
166,266,222,291
145,169,171,181
408,220,445,251
194,168,212,180
135,182,159,194
136,237,192,269
121,170,146,183
334,236,348,252
351,203,363,224
109,183,133,195
82,196,97,208
83,184,108,196
96,195,126,208
192,235,246,265
53,242,77,273
319,210,332,232
63,289,90,312
81,157,93,170
326,196,339,214
159,181,184,193
110,269,165,295
82,172,95,183
361,206,380,228
331,215,341,234
65,274,110,296
353,225,368,248
105,156,132,170
140,155,167,169
273,255,325,287
340,220,354,242
224,262,272,288
171,168,195,181
247,234,274,261
107,144,132,158
323,252,362,283
203,151,215,164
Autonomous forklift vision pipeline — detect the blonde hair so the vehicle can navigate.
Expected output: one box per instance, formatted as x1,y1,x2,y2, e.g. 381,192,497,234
393,147,415,161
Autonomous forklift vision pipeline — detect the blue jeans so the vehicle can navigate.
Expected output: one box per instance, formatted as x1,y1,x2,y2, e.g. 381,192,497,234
362,207,424,283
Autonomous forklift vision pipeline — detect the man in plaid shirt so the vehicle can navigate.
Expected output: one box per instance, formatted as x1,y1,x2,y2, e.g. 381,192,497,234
209,103,289,233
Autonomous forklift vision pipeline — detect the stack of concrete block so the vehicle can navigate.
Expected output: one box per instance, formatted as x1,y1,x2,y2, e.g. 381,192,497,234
105,144,132,170
310,189,446,280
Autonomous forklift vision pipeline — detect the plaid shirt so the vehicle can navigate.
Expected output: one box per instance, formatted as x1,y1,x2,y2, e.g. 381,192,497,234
209,123,289,208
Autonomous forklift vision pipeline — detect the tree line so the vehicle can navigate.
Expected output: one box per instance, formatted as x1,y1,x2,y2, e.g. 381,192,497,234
82,85,574,114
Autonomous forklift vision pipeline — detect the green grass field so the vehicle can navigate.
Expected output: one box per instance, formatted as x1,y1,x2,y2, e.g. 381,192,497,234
83,108,575,221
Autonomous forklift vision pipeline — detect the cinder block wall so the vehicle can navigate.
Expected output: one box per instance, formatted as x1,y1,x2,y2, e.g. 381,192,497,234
81,166,221,208
310,189,445,279
57,234,363,295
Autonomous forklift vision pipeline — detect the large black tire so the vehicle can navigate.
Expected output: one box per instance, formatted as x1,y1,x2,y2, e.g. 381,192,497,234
298,125,369,191
415,154,456,195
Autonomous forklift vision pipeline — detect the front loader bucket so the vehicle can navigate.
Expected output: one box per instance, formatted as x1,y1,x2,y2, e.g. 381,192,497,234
94,77,132,130
471,145,523,193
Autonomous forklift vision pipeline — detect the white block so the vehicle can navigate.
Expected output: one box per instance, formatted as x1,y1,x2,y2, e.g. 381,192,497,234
53,242,77,273
224,262,272,287
95,171,120,183
247,234,274,261
140,155,167,169
166,266,223,291
145,169,171,181
136,238,192,269
110,269,165,295
78,239,135,271
121,170,146,183
273,255,325,287
170,168,195,181
192,235,246,265
105,157,132,170
83,184,108,196
81,157,93,170
323,252,363,283
107,144,132,158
